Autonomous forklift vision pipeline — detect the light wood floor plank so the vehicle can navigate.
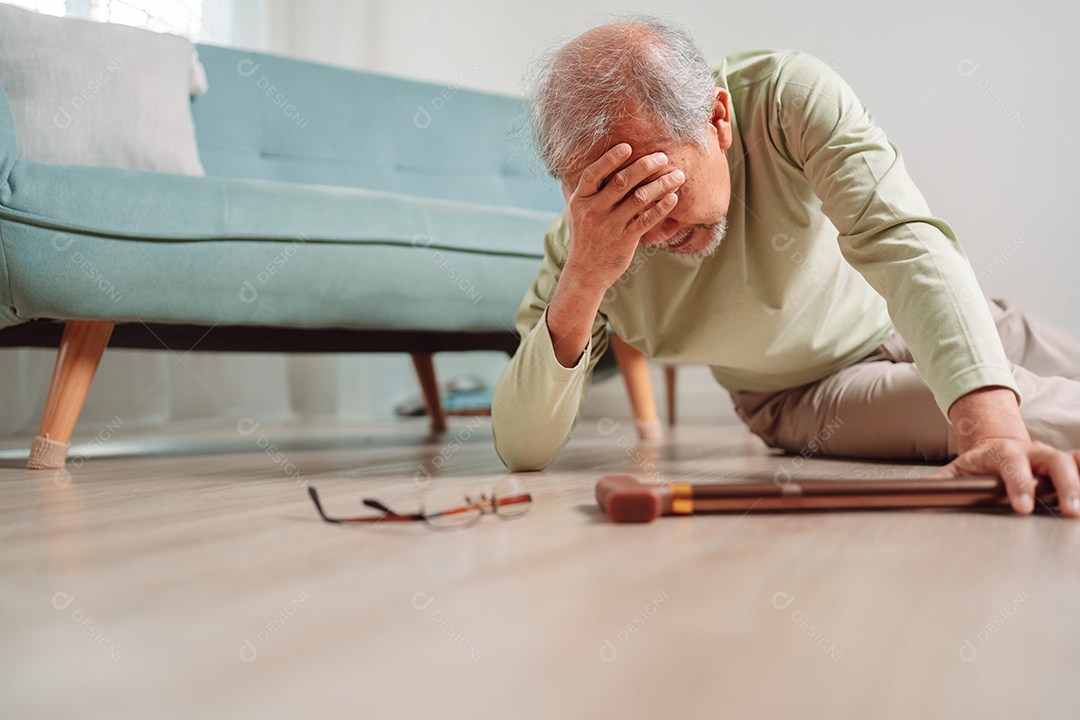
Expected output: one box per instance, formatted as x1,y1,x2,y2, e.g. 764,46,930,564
1,418,1077,719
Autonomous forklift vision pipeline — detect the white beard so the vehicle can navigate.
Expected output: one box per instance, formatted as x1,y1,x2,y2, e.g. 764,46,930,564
659,217,727,260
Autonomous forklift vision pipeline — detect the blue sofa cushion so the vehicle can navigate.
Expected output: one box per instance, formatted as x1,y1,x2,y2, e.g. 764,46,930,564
0,160,552,331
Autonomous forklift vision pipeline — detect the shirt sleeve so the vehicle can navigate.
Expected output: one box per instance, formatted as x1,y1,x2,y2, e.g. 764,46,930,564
491,212,610,471
770,51,1019,418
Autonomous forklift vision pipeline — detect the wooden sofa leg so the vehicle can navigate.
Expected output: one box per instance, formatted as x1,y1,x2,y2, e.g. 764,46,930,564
410,353,447,434
665,364,677,427
610,334,661,441
28,321,114,469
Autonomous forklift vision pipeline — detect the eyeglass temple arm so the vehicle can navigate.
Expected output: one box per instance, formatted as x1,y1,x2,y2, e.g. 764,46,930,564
308,486,346,523
363,498,401,515
308,486,424,523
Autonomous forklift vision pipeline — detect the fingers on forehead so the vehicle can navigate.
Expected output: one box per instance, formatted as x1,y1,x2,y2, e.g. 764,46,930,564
585,143,629,169
576,144,628,188
612,151,670,186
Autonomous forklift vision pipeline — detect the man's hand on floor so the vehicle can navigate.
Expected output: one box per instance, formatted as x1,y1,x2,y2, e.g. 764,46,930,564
932,386,1080,517
930,437,1080,517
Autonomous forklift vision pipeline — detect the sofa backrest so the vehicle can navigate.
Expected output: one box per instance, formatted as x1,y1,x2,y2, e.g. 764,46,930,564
192,44,562,214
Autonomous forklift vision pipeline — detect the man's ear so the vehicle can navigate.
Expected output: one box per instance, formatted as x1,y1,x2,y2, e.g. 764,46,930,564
710,87,733,151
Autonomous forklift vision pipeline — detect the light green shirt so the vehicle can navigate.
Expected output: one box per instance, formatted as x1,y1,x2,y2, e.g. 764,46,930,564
492,49,1018,471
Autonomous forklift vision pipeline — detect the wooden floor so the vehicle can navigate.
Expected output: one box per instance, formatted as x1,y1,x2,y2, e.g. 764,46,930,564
1,416,1078,719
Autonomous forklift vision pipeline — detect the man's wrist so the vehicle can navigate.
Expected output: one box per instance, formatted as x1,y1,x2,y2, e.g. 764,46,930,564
545,266,608,369
948,386,1029,453
558,260,610,305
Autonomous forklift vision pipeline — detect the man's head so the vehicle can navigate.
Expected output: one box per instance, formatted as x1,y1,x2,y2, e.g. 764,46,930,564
528,15,733,259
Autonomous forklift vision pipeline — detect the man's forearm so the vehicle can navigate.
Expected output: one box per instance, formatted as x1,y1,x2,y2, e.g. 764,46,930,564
948,386,1029,453
490,296,600,471
546,265,607,368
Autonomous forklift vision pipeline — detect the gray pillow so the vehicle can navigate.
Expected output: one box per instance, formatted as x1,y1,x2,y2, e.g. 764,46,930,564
0,2,208,176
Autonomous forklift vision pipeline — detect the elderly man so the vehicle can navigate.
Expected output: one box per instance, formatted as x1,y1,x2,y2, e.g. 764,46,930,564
491,15,1080,516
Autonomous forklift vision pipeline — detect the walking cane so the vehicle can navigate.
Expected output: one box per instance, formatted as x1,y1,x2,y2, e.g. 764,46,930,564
596,474,1058,523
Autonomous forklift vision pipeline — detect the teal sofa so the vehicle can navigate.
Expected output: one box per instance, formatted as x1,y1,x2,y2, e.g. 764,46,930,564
0,45,564,467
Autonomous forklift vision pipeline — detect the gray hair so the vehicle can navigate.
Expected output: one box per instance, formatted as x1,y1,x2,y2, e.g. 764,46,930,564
527,15,718,179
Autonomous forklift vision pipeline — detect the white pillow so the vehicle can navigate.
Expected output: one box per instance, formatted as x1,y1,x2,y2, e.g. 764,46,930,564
0,2,208,175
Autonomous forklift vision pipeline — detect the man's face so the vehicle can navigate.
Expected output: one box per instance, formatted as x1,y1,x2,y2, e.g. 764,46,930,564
563,87,734,259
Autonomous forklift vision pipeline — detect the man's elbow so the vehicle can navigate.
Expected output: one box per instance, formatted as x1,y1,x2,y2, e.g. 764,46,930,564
492,429,557,472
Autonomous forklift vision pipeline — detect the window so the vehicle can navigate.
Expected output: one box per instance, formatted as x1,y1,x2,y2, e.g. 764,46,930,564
2,0,204,38
89,0,202,38
4,0,67,16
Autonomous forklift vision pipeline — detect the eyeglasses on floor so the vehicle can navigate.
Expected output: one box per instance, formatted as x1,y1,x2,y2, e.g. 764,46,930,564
308,477,532,530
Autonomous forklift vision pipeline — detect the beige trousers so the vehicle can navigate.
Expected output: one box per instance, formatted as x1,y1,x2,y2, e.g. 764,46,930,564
731,299,1080,462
